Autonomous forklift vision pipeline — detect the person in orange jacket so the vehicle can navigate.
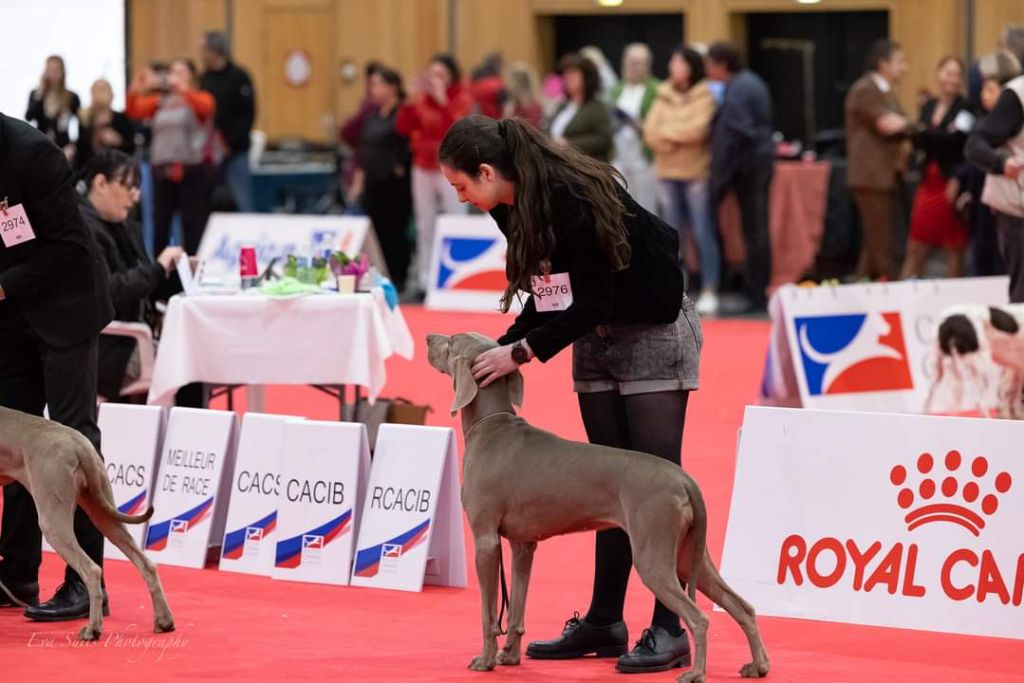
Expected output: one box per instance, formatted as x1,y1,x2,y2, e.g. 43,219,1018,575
127,58,216,254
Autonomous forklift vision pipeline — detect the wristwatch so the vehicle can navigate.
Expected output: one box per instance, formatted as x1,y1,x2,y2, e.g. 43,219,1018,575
511,340,531,365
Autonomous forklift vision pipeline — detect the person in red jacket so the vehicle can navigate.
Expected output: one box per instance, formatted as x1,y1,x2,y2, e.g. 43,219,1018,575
396,53,473,297
127,58,216,254
470,53,507,120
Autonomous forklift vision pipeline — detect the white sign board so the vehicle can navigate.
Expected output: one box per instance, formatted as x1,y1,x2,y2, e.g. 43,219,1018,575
97,404,164,562
772,278,1008,413
219,414,295,576
722,406,1024,640
145,408,237,569
351,425,466,591
272,420,370,585
427,215,519,313
197,213,372,283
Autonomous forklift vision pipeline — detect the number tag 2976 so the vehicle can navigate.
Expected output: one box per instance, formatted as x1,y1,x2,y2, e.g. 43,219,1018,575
531,272,573,312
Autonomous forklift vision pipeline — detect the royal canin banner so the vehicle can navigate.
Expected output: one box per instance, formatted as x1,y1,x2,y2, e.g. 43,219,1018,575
721,407,1022,640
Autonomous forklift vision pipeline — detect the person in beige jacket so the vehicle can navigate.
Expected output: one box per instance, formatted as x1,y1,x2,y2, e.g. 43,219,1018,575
645,45,719,314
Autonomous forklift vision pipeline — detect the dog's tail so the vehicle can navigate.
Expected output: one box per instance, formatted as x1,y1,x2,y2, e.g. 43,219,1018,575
80,444,155,525
686,477,708,603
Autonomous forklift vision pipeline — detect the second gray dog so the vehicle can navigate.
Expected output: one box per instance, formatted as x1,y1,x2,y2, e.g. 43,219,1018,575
427,333,769,683
0,406,174,641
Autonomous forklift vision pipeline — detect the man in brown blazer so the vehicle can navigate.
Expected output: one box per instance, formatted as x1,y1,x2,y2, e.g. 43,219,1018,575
845,39,910,281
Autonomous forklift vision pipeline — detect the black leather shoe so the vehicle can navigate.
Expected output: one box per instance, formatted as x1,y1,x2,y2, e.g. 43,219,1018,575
0,579,39,608
24,581,109,622
615,626,691,673
525,612,628,660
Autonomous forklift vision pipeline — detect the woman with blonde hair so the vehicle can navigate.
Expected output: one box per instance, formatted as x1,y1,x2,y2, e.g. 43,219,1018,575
25,55,80,160
76,79,136,169
503,62,543,128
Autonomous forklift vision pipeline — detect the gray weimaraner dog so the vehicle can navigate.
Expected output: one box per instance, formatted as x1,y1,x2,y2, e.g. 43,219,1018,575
0,406,174,641
427,333,770,683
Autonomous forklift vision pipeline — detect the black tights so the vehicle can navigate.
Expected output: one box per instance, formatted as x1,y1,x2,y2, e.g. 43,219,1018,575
578,389,690,636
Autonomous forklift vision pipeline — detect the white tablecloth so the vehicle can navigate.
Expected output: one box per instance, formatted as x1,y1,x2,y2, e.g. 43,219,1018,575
147,290,414,406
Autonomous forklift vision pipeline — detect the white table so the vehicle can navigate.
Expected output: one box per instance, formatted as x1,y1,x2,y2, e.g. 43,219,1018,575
147,289,414,414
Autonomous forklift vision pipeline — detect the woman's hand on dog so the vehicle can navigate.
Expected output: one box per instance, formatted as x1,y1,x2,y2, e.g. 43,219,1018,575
472,345,518,387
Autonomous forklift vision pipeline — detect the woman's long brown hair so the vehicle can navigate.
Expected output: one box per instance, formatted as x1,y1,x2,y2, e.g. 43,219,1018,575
439,115,630,313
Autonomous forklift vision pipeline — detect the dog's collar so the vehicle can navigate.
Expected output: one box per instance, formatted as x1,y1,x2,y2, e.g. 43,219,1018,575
464,411,516,438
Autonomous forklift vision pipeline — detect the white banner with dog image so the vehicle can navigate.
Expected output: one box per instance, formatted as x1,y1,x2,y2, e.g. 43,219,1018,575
721,406,1024,640
219,414,300,576
99,404,164,562
351,424,466,592
144,408,238,569
271,420,370,586
761,277,1010,414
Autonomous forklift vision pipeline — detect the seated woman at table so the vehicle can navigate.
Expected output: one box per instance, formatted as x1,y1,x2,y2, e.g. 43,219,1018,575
77,149,185,401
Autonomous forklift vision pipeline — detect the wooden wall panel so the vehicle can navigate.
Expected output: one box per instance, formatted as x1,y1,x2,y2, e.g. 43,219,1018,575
233,0,339,141
974,0,1024,58
891,0,964,107
335,0,448,116
129,0,226,74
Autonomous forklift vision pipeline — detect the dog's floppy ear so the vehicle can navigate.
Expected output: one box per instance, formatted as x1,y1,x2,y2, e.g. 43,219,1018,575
507,369,524,408
450,355,479,416
990,307,1021,335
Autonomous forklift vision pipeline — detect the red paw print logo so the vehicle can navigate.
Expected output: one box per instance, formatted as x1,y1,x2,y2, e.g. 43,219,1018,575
890,450,1012,537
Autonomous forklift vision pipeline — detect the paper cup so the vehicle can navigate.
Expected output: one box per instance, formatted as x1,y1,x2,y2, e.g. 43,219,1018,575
337,274,356,294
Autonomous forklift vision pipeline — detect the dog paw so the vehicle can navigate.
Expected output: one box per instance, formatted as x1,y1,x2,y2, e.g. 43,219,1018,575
154,618,176,634
496,650,520,666
677,671,705,683
78,626,101,642
740,660,771,678
468,656,496,672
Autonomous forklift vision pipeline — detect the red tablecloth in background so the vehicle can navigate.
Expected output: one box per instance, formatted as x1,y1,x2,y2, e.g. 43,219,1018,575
716,159,831,294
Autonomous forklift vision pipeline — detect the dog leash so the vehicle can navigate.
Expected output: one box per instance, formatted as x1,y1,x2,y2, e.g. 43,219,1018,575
0,577,32,609
497,542,510,636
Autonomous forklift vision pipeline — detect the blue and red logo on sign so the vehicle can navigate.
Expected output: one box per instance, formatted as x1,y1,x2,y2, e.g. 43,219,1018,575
435,237,506,291
352,519,431,578
222,511,278,560
145,497,215,551
795,311,914,396
274,509,352,569
117,490,148,516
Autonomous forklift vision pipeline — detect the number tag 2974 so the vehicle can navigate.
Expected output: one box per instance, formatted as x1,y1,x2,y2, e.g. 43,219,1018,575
0,202,36,248
531,272,573,312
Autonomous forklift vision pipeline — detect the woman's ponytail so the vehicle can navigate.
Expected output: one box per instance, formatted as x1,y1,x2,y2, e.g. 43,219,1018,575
440,115,630,313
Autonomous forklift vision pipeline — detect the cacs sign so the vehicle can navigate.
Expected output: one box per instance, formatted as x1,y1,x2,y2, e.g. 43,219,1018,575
721,407,1024,640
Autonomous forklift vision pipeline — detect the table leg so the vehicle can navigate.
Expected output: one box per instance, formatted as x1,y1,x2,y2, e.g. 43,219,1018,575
247,385,266,413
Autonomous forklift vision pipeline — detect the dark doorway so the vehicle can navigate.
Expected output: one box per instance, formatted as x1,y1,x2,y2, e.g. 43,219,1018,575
746,11,889,145
552,13,684,80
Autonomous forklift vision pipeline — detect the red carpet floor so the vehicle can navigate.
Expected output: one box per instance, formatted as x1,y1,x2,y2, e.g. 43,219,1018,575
2,306,1022,681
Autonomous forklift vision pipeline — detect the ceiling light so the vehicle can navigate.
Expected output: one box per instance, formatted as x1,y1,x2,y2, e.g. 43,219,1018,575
796,0,822,4
597,0,624,7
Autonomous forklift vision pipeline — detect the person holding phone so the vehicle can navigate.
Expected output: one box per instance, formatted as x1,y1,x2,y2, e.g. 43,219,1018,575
439,115,702,674
126,58,216,255
25,55,81,162
395,53,473,299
